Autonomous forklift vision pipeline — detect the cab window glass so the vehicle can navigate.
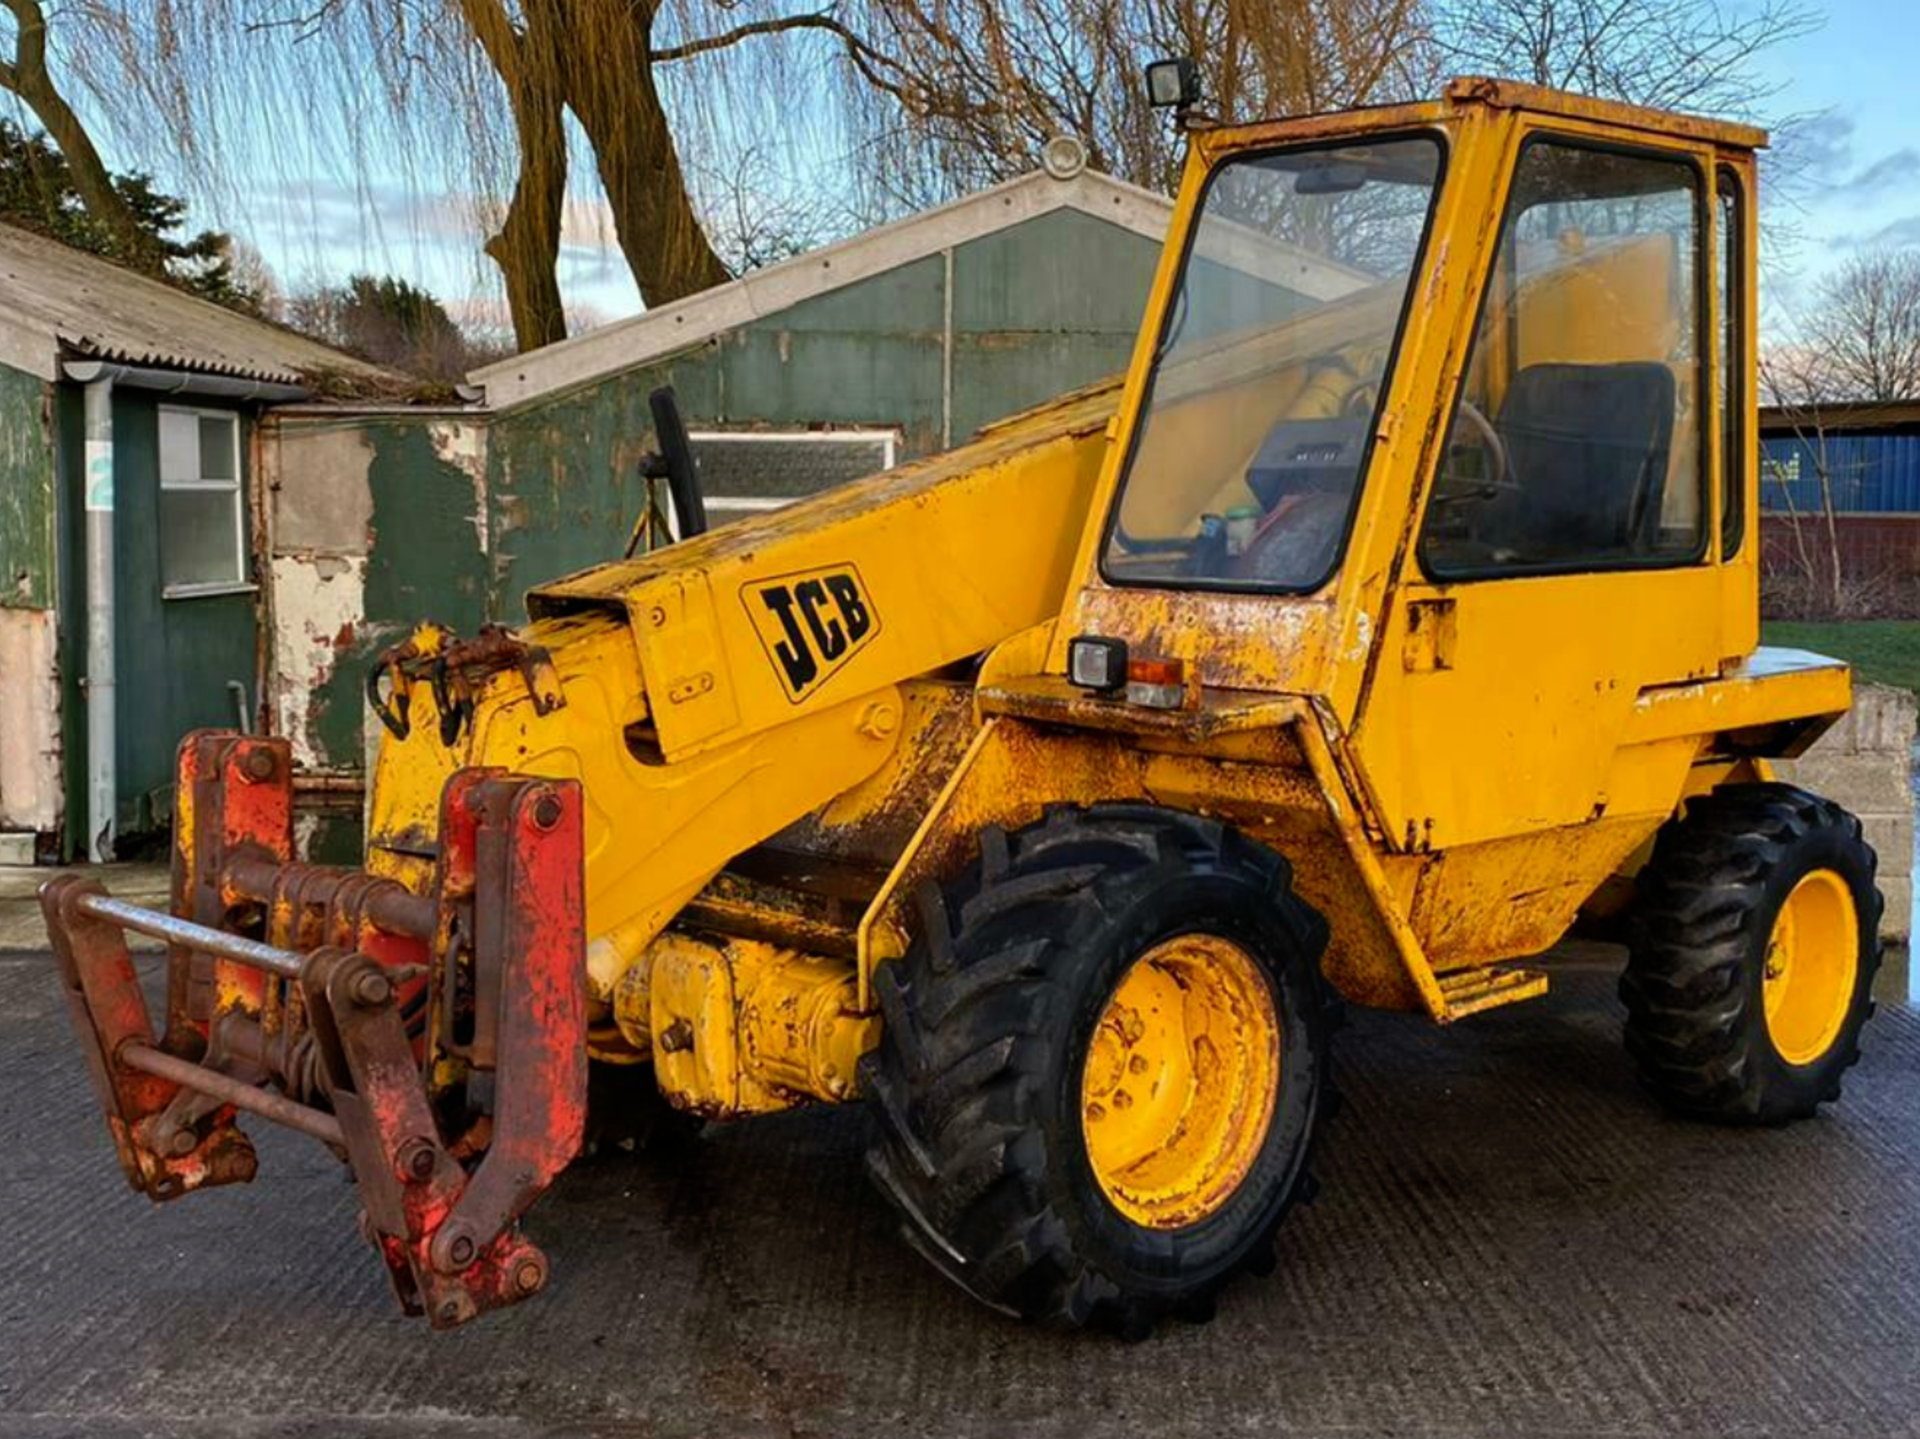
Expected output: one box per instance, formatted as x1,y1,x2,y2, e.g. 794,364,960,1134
1419,141,1706,577
1101,135,1444,592
1718,169,1746,558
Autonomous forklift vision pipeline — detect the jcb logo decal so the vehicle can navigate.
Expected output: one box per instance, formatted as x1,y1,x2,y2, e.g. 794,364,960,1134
742,565,879,702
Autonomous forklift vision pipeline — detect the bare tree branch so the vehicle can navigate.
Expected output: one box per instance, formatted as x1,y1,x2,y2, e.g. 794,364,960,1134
0,0,154,260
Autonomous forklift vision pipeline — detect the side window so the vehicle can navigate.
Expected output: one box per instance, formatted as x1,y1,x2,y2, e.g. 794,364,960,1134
1419,141,1706,577
158,407,246,595
1718,169,1746,558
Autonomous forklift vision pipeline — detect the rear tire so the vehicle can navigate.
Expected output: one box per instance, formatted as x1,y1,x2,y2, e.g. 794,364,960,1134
861,804,1337,1336
1622,783,1881,1124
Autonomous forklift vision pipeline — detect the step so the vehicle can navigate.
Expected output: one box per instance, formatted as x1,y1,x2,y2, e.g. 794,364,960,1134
1437,964,1549,1019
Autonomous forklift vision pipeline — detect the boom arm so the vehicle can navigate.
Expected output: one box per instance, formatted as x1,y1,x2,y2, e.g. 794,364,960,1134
367,382,1120,1002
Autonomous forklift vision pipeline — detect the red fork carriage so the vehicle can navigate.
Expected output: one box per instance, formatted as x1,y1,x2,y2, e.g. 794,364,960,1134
42,731,589,1328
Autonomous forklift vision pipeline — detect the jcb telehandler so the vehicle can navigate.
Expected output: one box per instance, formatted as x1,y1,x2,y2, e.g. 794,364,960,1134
44,72,1883,1338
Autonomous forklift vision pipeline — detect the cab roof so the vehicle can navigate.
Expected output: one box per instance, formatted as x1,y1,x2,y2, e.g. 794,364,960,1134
1442,76,1769,152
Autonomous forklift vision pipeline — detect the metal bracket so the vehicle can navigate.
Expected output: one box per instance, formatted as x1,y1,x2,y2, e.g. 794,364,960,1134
369,625,567,747
41,730,589,1329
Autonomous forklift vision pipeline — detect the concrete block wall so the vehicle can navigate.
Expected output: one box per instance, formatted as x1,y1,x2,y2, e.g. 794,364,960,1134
1773,681,1915,1003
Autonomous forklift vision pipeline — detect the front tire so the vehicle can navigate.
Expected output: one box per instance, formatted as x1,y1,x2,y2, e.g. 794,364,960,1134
1622,783,1882,1123
861,805,1337,1336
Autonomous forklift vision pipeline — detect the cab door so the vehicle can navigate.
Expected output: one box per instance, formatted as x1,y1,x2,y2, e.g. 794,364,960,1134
1353,132,1733,854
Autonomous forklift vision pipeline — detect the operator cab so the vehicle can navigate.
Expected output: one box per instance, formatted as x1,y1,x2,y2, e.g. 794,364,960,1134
1099,126,1713,595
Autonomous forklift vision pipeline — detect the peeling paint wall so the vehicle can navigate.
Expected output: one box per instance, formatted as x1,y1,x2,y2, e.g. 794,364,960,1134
0,606,59,830
0,361,59,835
263,411,488,772
269,551,367,772
0,361,55,609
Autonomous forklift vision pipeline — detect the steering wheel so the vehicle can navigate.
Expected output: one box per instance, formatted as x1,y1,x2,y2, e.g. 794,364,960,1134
1431,399,1514,505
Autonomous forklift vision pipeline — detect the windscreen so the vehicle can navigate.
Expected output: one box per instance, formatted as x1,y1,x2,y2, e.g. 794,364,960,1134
1101,135,1444,592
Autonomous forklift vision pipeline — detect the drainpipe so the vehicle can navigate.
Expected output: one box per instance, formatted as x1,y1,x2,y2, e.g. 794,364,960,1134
62,360,311,861
81,374,116,862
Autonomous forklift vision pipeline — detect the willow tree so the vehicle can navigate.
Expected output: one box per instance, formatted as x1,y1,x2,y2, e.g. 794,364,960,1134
0,0,153,260
837,0,1432,207
14,0,884,348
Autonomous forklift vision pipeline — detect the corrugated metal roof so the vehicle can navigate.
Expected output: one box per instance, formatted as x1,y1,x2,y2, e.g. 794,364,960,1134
1760,402,1920,435
0,222,397,388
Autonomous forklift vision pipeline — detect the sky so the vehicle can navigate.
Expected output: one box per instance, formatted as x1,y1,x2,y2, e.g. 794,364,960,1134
1746,0,1920,313
45,0,1920,337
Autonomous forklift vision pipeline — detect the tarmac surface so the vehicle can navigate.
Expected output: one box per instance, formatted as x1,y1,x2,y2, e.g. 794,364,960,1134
2,892,1918,1438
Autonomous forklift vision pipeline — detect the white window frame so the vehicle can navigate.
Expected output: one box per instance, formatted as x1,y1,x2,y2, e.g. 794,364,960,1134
158,404,251,599
689,428,899,513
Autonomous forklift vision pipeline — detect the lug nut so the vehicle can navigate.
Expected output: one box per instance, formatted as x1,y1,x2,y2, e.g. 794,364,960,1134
1086,1102,1106,1123
1112,1091,1134,1110
658,1018,695,1054
350,970,392,1007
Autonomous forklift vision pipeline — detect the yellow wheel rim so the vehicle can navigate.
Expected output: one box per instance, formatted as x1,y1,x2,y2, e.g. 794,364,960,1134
1763,869,1860,1066
1080,934,1281,1230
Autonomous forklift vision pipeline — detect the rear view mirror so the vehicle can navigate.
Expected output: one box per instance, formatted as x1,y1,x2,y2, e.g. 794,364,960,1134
1294,163,1369,195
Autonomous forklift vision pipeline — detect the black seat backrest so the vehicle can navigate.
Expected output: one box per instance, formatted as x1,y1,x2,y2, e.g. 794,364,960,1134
1489,361,1677,562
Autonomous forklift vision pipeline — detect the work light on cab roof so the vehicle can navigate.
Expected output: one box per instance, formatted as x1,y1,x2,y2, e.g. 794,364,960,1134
1145,56,1201,112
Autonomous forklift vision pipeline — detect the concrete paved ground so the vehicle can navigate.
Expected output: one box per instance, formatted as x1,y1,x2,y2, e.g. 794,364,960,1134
1,930,1917,1439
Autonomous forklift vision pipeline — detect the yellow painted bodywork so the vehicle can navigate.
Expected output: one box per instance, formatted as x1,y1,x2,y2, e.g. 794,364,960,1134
363,78,1850,1121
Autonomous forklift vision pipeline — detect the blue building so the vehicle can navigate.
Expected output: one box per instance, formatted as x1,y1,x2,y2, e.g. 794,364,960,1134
1759,401,1920,612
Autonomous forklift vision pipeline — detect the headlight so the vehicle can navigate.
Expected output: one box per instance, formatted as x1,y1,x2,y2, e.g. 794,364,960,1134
1145,58,1199,111
1067,636,1128,693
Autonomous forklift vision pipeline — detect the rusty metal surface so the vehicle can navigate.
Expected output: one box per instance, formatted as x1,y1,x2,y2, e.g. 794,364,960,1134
369,624,567,746
118,1043,345,1148
39,873,258,1202
42,729,592,1330
4,946,1919,1437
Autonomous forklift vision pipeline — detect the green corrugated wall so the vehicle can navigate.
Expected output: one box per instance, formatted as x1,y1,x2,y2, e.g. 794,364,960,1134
0,362,54,610
482,210,1163,610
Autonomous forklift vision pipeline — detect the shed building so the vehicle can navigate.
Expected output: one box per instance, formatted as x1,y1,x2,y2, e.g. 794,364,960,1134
263,162,1249,795
0,220,394,860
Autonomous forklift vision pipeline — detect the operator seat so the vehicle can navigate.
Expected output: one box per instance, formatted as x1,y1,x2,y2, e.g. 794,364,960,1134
1485,361,1677,563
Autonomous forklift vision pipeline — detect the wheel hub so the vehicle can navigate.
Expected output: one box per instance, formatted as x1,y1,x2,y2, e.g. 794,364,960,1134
1080,934,1280,1230
1763,869,1860,1066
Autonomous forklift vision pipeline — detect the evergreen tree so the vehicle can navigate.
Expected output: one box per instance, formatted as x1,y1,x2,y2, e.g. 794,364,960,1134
0,119,258,309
